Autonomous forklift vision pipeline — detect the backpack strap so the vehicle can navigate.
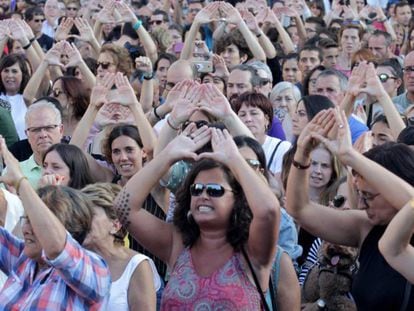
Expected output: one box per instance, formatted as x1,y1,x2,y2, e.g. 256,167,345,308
267,140,283,171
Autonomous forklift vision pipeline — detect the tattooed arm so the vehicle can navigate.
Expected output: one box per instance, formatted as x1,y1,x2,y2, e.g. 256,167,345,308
115,124,211,265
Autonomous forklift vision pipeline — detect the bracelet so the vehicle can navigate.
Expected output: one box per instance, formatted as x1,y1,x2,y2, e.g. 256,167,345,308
166,116,180,131
144,72,154,80
292,159,310,170
22,41,32,50
153,106,162,120
15,176,28,195
133,20,142,31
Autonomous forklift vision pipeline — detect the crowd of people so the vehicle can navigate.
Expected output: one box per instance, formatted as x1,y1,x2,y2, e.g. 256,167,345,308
0,0,414,310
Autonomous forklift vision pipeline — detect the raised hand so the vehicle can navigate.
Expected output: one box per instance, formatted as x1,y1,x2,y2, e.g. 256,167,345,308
115,1,137,23
194,2,220,24
71,17,95,42
169,81,202,125
296,109,336,156
310,108,352,159
15,19,35,41
108,72,140,107
38,174,65,187
44,42,65,68
164,123,211,161
199,128,240,166
0,136,25,188
240,9,260,35
8,19,29,46
220,2,243,25
135,56,153,74
0,20,10,42
54,18,74,42
96,1,116,24
348,61,368,97
63,41,83,68
91,72,115,109
212,54,229,79
198,83,232,119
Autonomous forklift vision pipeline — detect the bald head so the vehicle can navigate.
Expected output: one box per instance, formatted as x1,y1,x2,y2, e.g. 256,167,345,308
166,60,195,90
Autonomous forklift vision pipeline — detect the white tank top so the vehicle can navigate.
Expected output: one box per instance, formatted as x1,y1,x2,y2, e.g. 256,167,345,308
107,254,161,311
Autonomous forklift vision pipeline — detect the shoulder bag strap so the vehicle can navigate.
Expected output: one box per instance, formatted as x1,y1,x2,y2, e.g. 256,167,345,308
267,140,283,171
400,280,412,311
241,247,271,311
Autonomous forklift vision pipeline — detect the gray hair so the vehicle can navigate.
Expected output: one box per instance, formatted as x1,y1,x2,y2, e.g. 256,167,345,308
248,60,273,81
317,69,348,91
231,64,262,87
25,100,62,128
269,82,301,103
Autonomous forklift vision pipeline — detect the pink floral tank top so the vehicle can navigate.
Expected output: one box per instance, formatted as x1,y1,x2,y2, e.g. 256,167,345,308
160,248,263,310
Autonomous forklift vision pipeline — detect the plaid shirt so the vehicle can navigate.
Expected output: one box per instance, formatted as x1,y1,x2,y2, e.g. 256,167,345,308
0,228,111,310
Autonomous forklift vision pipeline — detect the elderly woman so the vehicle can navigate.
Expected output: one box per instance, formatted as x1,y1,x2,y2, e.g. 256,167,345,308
0,135,110,309
82,183,161,310
287,109,414,310
115,125,280,309
269,82,301,142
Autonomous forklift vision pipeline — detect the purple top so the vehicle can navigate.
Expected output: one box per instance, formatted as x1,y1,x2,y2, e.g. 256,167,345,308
268,117,286,141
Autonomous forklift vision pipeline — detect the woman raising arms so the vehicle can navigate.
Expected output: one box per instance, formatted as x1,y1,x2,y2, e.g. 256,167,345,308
115,125,280,309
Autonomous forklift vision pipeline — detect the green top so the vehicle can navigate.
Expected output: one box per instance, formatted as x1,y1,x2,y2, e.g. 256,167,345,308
0,106,19,148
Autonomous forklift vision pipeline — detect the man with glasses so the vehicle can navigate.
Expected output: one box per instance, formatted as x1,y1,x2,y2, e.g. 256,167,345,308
42,0,60,38
3,100,63,189
25,6,53,52
149,9,169,32
393,51,414,112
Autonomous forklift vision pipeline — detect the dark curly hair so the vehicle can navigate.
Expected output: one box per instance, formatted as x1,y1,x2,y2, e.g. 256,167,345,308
173,159,252,251
0,53,31,94
214,30,253,62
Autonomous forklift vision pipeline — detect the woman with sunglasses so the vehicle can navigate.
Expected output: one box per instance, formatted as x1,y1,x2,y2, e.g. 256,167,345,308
287,109,414,310
116,125,280,310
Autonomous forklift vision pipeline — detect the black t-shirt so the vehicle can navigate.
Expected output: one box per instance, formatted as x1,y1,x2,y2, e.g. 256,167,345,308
37,33,54,52
352,225,414,311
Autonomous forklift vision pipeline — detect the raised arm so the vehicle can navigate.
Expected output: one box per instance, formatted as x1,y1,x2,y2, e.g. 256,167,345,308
64,41,96,90
135,56,154,113
222,3,266,61
72,18,101,59
264,8,295,55
117,2,158,64
379,199,414,284
114,124,212,265
286,109,369,247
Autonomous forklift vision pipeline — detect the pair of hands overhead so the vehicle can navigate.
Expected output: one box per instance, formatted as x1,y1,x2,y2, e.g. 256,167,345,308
194,1,243,25
166,80,232,125
348,61,388,100
0,19,34,46
44,41,83,69
297,108,353,161
97,0,137,25
165,123,242,168
55,17,95,43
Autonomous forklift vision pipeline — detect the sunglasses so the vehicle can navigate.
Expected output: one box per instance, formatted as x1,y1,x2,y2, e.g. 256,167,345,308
182,120,209,131
67,7,78,11
332,194,346,208
378,73,397,83
34,18,45,22
190,183,233,197
97,62,113,69
150,20,163,25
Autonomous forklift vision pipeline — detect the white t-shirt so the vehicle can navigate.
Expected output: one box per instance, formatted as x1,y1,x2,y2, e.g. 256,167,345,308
108,254,161,311
262,135,291,174
0,94,27,140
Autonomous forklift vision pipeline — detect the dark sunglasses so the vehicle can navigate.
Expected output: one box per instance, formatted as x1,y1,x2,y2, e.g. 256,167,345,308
190,183,233,197
150,20,163,25
97,62,113,69
378,73,397,83
182,120,209,131
67,7,78,11
34,18,45,22
407,116,414,126
333,194,346,208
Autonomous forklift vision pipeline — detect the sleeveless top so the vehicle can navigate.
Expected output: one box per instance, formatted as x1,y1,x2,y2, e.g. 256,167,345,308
160,248,263,310
352,226,414,311
108,254,161,311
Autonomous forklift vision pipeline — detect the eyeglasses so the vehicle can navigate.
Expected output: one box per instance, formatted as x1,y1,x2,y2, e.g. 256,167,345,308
97,62,113,70
333,194,346,208
26,124,60,134
407,116,414,126
182,120,209,131
67,7,78,11
52,89,63,97
19,216,30,226
149,20,163,25
246,159,261,170
190,183,233,197
378,73,397,83
357,190,380,206
404,66,414,74
34,18,45,23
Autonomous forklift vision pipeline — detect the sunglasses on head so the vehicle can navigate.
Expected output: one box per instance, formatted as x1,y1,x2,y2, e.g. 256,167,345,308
190,183,233,197
378,73,397,83
150,20,163,25
97,62,112,70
